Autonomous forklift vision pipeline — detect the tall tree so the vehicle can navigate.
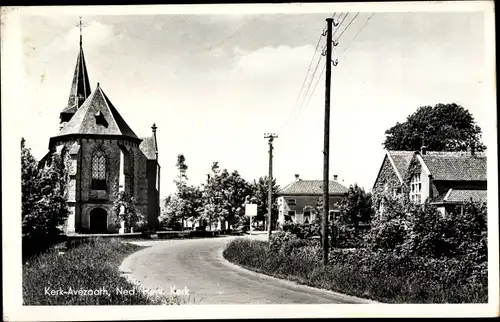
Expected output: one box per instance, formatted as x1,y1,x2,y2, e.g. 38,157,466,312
383,103,485,151
22,138,69,249
161,154,202,230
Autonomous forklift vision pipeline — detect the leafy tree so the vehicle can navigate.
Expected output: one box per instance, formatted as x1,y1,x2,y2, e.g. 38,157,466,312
112,190,145,231
337,184,374,230
22,138,70,256
383,103,486,152
201,162,253,229
249,176,280,229
160,154,203,230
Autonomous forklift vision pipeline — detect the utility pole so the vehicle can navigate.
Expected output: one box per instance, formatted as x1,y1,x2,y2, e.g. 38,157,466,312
264,132,278,240
322,18,334,265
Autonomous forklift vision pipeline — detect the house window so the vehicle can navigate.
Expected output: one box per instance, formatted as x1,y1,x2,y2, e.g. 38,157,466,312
393,187,402,197
91,150,107,190
303,211,311,224
288,198,296,206
410,174,422,203
328,210,338,221
286,211,295,222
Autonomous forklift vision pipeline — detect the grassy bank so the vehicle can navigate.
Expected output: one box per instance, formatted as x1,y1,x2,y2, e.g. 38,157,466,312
223,238,487,303
23,238,189,305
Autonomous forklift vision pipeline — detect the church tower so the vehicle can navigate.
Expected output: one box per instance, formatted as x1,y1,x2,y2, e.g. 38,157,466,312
45,18,161,234
59,19,92,127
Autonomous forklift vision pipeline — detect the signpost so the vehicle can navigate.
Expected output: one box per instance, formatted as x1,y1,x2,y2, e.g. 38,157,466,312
245,204,257,235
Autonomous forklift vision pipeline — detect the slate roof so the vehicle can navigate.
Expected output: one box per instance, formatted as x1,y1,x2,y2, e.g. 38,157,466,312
139,136,157,160
421,151,487,181
387,151,414,180
279,180,348,195
61,46,91,116
433,189,487,203
54,84,139,140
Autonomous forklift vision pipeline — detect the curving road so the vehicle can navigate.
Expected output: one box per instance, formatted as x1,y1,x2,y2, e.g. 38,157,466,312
119,235,376,304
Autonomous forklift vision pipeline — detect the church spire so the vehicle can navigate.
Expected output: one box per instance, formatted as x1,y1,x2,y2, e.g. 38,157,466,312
59,17,91,124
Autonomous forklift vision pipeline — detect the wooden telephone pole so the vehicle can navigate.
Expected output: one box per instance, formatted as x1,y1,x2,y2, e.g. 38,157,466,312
322,18,334,265
264,133,278,240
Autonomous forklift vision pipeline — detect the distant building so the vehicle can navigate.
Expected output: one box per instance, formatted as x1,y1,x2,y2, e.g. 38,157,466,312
373,147,487,215
277,174,348,225
40,28,161,234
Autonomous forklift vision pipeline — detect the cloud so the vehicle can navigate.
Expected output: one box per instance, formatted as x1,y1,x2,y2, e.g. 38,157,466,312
50,21,117,51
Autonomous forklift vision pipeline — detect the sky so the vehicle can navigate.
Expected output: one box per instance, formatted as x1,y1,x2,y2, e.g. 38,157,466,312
9,6,494,199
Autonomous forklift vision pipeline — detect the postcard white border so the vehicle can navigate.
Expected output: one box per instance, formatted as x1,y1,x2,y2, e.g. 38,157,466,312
2,1,498,320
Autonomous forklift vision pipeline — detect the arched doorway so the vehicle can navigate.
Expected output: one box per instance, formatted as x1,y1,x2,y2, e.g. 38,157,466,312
89,208,108,234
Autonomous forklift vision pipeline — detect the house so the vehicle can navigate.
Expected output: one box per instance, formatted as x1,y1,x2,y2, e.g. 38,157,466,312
373,147,487,215
277,174,349,225
372,150,414,199
39,28,161,234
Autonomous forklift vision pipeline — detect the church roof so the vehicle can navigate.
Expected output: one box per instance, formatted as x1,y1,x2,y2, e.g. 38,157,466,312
139,136,157,160
52,83,139,141
60,45,91,119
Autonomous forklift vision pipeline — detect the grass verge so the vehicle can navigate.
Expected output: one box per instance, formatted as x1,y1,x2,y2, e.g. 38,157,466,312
223,238,488,303
23,238,194,305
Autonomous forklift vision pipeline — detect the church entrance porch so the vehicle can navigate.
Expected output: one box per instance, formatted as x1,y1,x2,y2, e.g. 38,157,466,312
89,208,108,234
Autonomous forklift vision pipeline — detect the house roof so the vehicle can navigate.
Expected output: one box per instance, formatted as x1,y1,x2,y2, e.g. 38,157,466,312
139,136,157,160
387,151,414,181
421,151,487,181
433,188,487,204
52,84,139,141
279,180,348,195
60,45,91,117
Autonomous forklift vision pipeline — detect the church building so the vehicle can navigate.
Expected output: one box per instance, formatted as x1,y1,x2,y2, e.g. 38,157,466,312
41,24,161,234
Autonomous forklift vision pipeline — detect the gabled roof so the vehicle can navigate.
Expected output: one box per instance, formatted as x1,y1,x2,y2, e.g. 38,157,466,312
139,136,157,160
60,46,91,119
387,151,414,181
279,180,348,196
433,188,487,204
52,83,139,141
420,151,487,181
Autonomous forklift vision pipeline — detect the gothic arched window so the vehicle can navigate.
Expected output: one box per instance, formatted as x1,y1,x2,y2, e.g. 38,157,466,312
91,150,107,190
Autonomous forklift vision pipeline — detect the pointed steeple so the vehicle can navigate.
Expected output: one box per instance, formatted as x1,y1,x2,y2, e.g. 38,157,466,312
59,17,91,124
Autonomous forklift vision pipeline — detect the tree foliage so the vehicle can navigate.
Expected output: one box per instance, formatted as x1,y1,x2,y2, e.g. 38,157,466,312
112,190,145,230
201,162,253,228
249,176,280,226
337,184,374,229
160,154,203,230
22,138,69,249
383,103,485,152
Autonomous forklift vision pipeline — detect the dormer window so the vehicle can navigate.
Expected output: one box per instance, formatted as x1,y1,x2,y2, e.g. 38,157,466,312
95,110,108,127
288,198,296,206
410,174,422,203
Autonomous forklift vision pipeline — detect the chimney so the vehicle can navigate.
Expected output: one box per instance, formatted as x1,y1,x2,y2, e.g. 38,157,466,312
333,174,338,181
470,142,475,156
295,174,300,181
420,145,427,155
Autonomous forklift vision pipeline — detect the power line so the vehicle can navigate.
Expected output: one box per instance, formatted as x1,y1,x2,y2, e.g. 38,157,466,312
337,13,375,59
335,12,360,41
279,32,324,134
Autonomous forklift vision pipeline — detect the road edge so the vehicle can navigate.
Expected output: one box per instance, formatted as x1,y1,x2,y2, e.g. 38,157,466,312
218,237,380,304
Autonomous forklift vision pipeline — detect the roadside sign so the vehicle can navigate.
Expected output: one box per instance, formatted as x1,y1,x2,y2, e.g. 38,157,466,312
245,204,257,217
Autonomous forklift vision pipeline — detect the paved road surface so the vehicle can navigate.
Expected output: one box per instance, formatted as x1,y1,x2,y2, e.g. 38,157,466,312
120,235,376,304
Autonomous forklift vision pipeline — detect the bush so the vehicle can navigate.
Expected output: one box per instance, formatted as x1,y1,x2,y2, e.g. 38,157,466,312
224,237,487,303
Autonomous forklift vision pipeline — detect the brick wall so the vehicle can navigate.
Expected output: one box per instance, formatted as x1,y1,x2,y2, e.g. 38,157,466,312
54,137,151,233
